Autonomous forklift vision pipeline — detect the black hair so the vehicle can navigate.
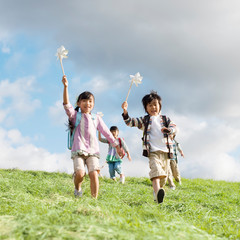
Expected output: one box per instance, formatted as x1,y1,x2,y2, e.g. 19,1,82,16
75,91,95,112
110,126,119,132
142,91,162,113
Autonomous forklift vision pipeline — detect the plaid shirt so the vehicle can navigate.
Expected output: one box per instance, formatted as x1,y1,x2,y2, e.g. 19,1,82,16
122,112,177,158
171,139,183,163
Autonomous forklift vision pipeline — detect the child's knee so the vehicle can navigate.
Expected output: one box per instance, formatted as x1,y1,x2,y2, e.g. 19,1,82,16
75,169,85,178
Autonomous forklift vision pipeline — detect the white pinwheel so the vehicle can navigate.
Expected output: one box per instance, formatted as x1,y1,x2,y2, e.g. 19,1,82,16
97,112,104,118
56,45,68,75
129,72,143,87
125,72,143,101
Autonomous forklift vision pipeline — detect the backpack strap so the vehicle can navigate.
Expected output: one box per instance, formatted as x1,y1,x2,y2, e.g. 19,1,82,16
162,115,170,128
75,112,82,127
162,115,172,159
68,112,82,150
162,115,168,136
118,138,122,148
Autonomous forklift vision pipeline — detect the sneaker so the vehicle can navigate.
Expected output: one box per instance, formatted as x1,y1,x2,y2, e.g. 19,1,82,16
157,188,165,204
170,186,176,190
74,189,83,198
119,176,125,184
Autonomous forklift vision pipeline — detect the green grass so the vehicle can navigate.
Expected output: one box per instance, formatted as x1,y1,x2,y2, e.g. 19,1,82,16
0,169,239,240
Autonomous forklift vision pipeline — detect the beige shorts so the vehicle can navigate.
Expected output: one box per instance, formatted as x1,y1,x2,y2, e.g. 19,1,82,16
73,155,100,174
149,151,170,180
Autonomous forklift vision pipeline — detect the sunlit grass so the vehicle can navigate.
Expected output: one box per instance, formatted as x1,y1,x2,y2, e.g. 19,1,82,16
0,169,239,239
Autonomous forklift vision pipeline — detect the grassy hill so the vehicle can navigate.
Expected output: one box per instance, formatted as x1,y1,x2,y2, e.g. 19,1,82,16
0,169,239,240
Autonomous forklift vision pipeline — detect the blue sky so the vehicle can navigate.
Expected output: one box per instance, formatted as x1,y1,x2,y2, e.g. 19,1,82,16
0,0,240,181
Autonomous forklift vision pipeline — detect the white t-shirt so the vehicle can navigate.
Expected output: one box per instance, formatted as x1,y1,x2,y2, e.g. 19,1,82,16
149,115,168,153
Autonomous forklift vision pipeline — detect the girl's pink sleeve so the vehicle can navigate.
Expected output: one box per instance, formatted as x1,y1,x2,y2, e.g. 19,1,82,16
63,103,77,122
97,116,118,147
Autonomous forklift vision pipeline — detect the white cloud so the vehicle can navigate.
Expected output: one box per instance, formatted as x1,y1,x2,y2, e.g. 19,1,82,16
0,77,41,123
169,112,240,182
0,127,72,173
48,100,67,126
83,76,110,94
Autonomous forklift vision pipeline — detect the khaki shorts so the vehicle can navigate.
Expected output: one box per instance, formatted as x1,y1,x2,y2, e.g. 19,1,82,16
149,151,169,180
73,155,100,174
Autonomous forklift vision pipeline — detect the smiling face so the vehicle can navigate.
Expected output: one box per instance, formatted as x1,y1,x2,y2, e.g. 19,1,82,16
146,99,161,116
77,95,94,114
142,91,162,116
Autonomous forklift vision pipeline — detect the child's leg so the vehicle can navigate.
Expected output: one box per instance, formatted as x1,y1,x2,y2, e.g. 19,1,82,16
89,170,99,198
171,160,181,182
86,156,100,198
108,162,116,179
73,156,86,191
167,161,175,188
114,162,122,177
74,170,85,190
152,177,161,195
115,162,125,183
149,151,169,203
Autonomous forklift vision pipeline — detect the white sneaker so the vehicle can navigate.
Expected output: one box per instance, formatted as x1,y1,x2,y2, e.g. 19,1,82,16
119,176,125,184
74,189,83,198
170,186,176,190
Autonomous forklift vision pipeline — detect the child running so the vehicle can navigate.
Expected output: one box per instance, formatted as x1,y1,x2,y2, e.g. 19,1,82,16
62,75,123,199
167,133,184,190
98,126,132,183
121,91,177,203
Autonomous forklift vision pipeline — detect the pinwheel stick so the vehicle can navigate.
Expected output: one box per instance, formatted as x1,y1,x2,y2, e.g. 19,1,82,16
125,81,133,101
59,57,65,76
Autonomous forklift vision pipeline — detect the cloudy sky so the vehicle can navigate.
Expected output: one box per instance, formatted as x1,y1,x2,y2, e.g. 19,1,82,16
0,0,240,182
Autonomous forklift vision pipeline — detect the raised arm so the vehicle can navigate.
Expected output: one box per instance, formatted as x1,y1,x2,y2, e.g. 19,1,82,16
121,101,128,116
121,101,144,129
62,75,69,105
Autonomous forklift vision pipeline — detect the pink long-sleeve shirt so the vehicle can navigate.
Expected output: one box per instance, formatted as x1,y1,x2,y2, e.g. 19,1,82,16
64,103,118,159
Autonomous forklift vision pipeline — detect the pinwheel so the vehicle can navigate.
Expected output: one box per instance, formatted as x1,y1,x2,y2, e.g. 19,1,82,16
125,72,143,101
56,45,68,75
97,112,104,118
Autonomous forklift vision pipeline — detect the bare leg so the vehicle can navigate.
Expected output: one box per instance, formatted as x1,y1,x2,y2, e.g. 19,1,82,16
89,170,99,198
74,170,85,191
152,177,161,195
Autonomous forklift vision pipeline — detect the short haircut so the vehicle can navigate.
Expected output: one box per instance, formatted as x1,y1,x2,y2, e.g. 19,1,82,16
110,126,119,132
142,91,162,113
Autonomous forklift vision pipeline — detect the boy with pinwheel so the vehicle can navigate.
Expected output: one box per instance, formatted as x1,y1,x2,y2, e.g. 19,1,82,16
121,91,177,203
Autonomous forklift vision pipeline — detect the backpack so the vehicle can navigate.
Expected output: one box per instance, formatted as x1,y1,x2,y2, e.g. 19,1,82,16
118,138,126,158
141,114,171,158
67,112,96,150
